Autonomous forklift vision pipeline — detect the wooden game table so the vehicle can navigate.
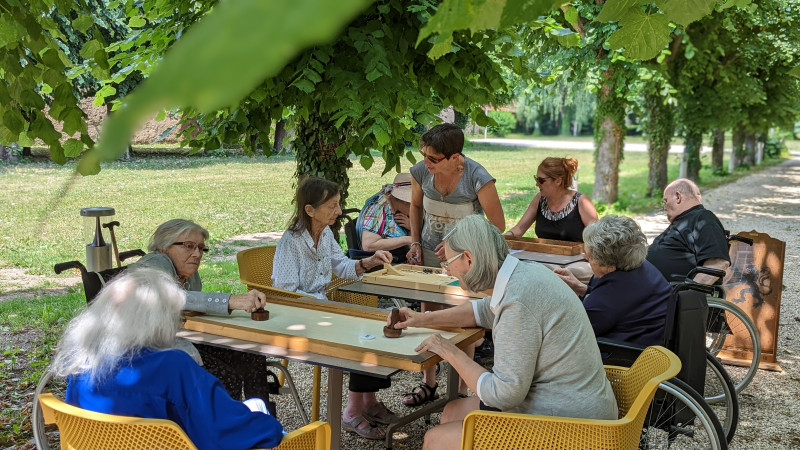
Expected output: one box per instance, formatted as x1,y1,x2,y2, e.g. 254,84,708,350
180,295,484,449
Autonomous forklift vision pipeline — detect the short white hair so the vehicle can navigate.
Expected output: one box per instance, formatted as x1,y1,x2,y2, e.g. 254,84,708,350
582,215,647,271
446,215,508,292
147,219,209,253
50,268,186,382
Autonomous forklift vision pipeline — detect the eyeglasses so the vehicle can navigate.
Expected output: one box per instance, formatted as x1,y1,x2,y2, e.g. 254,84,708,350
419,149,448,165
535,176,550,185
440,252,464,271
172,241,209,254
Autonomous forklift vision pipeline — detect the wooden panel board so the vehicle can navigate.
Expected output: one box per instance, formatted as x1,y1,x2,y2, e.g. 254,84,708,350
720,231,785,371
183,295,484,372
362,264,484,298
504,236,584,255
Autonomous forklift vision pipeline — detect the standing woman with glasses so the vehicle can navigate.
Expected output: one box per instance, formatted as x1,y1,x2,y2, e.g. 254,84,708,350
505,157,597,242
130,219,274,412
402,123,504,407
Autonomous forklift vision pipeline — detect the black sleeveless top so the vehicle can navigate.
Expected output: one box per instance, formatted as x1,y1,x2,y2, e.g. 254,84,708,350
535,192,585,242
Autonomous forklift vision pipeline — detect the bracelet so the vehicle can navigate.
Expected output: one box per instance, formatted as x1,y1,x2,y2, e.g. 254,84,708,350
410,242,421,248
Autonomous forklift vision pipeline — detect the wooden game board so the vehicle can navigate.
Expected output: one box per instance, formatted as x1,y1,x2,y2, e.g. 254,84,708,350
361,264,485,298
504,235,584,255
182,294,484,371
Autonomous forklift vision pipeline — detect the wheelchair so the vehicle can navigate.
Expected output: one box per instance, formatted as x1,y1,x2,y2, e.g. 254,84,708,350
54,249,146,303
598,280,737,448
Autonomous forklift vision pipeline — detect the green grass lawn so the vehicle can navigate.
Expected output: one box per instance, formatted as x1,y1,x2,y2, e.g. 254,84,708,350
1,143,785,276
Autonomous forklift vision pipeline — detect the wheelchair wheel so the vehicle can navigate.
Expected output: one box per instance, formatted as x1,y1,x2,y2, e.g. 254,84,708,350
704,352,739,443
705,298,761,395
641,378,727,450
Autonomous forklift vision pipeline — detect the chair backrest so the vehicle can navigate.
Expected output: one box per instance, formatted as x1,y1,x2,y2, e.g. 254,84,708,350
237,245,277,288
461,346,681,450
662,286,708,395
327,275,378,307
38,392,197,449
272,420,331,450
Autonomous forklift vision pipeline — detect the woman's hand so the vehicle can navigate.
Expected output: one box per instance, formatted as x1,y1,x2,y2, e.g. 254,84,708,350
228,290,267,312
434,242,446,260
406,244,422,265
553,268,587,297
416,333,460,361
389,306,426,329
365,250,392,269
394,211,410,229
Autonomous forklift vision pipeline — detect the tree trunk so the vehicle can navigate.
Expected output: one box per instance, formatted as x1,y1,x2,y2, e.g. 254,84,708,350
592,68,626,204
729,124,745,171
293,112,354,234
681,131,702,181
22,147,31,157
643,86,673,197
743,133,756,166
273,119,289,153
756,132,766,164
711,128,725,174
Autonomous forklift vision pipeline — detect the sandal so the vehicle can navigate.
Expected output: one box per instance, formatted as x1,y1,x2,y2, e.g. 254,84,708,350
342,414,385,440
363,401,398,425
402,382,439,407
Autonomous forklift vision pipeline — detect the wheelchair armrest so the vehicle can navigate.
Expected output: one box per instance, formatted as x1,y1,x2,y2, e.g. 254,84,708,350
596,337,646,367
727,234,753,246
54,261,87,275
119,249,146,261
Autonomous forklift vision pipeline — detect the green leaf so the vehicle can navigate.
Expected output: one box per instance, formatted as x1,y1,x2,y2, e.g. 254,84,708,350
563,6,578,26
435,58,452,78
2,109,25,135
129,17,147,28
79,40,104,59
97,84,117,99
62,108,85,136
374,127,390,146
20,90,45,110
655,0,715,26
292,79,316,93
72,14,95,33
40,48,66,71
360,153,374,170
596,0,640,22
17,131,35,147
0,17,20,48
608,9,670,60
82,0,373,174
62,138,84,157
50,143,66,165
789,65,800,78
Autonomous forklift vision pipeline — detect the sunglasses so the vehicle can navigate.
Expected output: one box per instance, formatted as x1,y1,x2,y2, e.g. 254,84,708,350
535,176,550,185
419,149,451,165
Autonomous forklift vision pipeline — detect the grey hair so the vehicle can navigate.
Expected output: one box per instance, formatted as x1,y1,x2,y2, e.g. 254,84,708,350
582,215,647,271
50,268,186,382
147,219,209,253
446,215,509,292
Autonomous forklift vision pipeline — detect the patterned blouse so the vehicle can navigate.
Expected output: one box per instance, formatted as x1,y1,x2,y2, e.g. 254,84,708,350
271,226,359,300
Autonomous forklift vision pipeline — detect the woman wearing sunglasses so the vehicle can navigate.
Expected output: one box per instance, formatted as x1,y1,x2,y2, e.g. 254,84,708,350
403,123,504,407
131,219,274,413
505,157,597,242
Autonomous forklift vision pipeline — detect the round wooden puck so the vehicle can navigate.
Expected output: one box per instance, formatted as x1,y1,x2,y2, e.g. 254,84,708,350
251,308,270,321
383,326,402,338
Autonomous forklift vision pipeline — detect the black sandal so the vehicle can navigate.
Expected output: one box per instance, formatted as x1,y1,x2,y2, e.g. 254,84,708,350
402,382,439,407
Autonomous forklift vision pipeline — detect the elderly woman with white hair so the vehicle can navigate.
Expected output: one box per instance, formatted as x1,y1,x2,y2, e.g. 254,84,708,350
50,269,285,449
389,215,618,450
131,219,273,412
554,215,671,347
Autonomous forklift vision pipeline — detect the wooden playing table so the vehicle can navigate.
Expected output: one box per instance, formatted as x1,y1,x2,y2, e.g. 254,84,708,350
181,294,484,448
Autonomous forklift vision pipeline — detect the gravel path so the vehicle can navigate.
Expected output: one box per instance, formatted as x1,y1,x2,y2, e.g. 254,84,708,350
266,155,800,449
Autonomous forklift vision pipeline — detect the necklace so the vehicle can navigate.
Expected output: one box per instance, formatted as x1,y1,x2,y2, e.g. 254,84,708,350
435,173,461,200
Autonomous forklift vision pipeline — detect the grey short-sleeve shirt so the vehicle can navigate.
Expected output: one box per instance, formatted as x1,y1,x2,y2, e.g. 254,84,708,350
410,157,495,250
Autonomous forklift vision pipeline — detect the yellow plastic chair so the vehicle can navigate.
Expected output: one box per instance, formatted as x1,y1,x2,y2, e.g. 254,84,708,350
237,245,278,289
38,392,331,450
460,346,682,450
